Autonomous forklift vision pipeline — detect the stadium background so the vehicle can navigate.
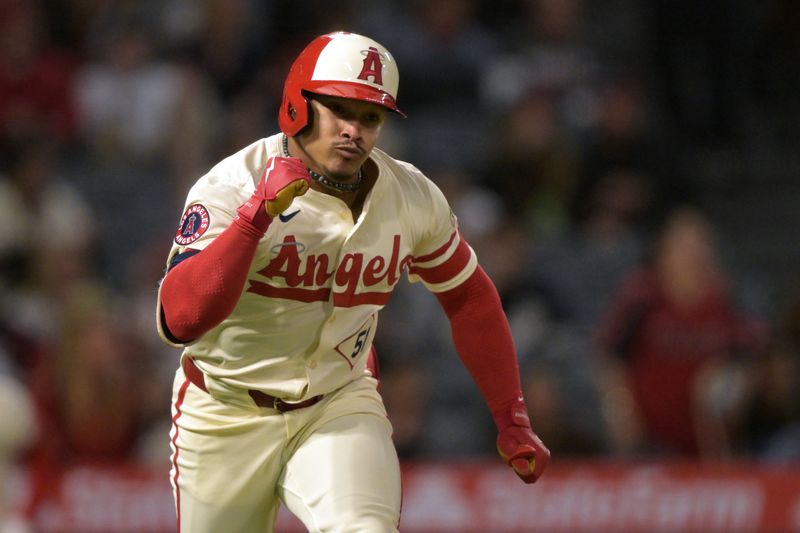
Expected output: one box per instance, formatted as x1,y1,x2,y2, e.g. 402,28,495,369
0,0,798,531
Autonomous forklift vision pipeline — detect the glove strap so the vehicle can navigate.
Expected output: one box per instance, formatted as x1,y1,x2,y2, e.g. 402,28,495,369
236,195,271,233
492,397,530,431
235,162,275,233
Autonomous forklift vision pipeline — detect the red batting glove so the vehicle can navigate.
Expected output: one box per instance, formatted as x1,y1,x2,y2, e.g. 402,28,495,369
236,156,311,233
493,397,550,483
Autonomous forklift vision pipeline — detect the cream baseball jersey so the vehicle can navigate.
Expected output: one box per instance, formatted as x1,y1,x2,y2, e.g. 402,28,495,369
158,133,477,402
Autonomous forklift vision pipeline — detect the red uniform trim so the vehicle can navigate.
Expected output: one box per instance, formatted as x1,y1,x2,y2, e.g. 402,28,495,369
408,237,472,285
247,282,393,307
412,230,458,263
171,378,191,531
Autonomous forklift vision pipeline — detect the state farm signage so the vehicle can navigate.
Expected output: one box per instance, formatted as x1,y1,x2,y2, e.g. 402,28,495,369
10,461,800,532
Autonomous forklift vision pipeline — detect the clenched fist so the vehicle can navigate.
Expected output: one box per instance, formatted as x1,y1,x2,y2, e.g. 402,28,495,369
236,156,311,232
493,397,550,484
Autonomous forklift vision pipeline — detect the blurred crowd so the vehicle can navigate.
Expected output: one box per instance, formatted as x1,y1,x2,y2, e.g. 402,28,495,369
0,0,799,524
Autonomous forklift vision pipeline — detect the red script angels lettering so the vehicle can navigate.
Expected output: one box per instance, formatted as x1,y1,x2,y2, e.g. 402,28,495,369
247,235,411,307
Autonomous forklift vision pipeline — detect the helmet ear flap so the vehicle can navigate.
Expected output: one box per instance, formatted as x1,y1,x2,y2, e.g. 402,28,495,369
279,90,311,137
298,91,315,133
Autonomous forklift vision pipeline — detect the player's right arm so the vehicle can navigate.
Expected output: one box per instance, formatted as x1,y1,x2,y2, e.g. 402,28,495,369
158,157,310,344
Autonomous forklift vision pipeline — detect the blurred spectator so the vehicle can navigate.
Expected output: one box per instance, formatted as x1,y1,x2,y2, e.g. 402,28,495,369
580,75,654,173
0,134,96,299
480,0,601,137
22,281,152,515
73,7,220,283
0,0,78,146
533,168,647,331
575,74,692,233
177,0,269,104
595,207,768,459
481,88,580,239
0,139,98,503
120,235,182,464
45,282,142,460
21,284,129,461
75,12,186,162
378,357,429,459
743,297,800,461
0,134,96,405
163,0,271,168
0,353,35,533
520,328,608,456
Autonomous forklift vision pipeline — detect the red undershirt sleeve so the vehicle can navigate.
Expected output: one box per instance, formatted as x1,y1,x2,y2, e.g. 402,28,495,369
159,217,264,343
434,265,524,415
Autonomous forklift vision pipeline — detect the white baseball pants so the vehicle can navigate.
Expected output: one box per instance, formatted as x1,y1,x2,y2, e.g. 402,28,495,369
169,369,401,532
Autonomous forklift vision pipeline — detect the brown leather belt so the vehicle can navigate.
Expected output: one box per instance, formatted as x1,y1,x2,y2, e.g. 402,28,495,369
181,357,323,412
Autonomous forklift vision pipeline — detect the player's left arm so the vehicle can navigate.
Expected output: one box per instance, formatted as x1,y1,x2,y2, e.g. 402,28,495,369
405,170,549,483
434,265,550,483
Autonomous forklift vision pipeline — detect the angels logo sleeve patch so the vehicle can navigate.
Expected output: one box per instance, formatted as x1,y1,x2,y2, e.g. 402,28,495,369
174,204,210,245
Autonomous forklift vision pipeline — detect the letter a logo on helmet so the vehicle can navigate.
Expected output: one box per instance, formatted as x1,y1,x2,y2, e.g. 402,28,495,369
358,47,384,85
279,32,405,137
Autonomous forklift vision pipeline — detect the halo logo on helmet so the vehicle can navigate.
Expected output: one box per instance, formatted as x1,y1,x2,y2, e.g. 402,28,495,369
357,47,384,85
279,32,405,137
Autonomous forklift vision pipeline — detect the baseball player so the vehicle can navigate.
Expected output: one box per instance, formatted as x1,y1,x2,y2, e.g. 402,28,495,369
157,31,549,532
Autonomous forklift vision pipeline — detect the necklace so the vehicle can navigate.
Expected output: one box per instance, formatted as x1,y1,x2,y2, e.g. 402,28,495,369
282,135,363,193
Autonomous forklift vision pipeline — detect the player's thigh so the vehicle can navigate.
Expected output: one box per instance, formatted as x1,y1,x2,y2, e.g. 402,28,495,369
170,371,286,533
279,378,401,533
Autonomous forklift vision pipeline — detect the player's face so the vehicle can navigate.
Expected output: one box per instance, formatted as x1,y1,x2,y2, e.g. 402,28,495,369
299,95,385,182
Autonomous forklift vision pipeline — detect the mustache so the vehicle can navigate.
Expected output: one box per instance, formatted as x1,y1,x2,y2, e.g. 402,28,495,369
333,142,365,155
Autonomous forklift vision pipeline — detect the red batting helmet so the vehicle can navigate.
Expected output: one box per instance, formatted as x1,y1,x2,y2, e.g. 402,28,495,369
278,32,405,137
